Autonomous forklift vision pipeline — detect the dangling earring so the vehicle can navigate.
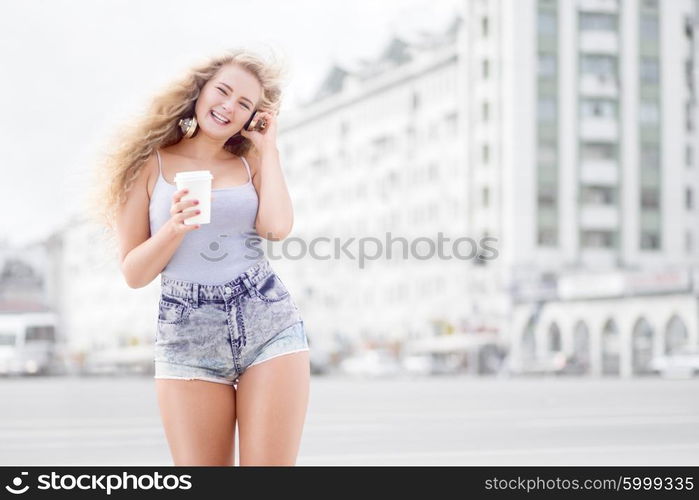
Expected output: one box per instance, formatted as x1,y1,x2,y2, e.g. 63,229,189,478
178,116,198,138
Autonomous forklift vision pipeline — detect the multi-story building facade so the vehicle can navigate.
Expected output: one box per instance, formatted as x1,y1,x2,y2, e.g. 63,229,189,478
488,0,699,377
44,214,161,359
276,18,473,356
278,0,699,376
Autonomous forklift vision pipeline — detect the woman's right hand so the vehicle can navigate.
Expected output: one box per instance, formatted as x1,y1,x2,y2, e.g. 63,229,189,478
167,188,202,235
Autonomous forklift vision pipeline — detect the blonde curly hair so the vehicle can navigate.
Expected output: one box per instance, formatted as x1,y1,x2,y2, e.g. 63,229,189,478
86,47,289,259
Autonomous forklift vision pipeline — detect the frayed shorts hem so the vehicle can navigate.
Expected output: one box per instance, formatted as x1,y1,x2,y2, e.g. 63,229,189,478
154,375,236,386
153,360,238,386
248,347,310,368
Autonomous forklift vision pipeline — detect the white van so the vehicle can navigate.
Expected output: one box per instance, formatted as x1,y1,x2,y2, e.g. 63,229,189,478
0,312,58,375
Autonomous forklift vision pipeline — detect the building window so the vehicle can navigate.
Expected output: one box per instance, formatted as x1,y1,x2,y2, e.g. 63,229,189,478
482,16,489,37
580,98,617,119
412,92,420,111
640,188,660,209
538,184,557,206
482,101,489,122
640,14,659,40
685,59,694,92
641,144,660,168
538,11,557,36
687,101,695,132
640,57,659,83
538,97,557,121
580,54,617,81
639,101,659,124
482,59,490,79
549,325,562,351
686,231,693,253
640,231,660,250
687,187,694,210
445,112,457,136
581,142,616,161
538,53,557,77
582,230,615,248
482,144,490,164
538,142,557,164
538,227,558,246
579,12,617,32
581,185,616,204
686,15,695,40
687,145,694,167
482,186,490,207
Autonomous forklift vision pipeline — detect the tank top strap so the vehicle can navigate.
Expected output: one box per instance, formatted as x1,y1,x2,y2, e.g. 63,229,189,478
155,149,163,178
241,156,252,183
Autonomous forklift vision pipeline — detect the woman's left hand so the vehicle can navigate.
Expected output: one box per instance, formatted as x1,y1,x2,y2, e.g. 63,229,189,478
240,109,277,153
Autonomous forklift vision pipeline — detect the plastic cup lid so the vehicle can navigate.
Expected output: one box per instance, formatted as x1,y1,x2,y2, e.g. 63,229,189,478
174,170,213,182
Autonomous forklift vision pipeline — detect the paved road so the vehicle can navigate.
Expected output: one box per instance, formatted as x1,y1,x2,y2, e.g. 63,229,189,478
0,374,697,466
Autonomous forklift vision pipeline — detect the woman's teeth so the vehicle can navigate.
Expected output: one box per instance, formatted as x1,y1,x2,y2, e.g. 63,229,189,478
211,110,230,125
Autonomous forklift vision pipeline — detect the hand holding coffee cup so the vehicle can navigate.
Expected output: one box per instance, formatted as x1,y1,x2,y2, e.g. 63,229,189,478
174,171,213,225
168,188,203,235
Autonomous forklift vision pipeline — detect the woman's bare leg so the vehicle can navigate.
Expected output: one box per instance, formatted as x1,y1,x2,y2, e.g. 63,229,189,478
155,379,237,465
235,351,310,465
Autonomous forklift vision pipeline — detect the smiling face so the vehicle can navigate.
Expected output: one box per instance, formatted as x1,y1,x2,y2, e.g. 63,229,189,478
194,64,263,138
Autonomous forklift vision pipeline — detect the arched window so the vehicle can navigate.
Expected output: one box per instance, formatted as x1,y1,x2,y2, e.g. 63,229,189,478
632,317,654,375
548,322,562,352
602,318,620,375
664,315,689,355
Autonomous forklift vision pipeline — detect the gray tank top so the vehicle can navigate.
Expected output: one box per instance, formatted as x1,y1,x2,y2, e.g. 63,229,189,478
148,149,265,285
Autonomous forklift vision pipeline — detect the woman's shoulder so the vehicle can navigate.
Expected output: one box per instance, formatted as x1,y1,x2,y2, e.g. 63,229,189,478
144,149,163,201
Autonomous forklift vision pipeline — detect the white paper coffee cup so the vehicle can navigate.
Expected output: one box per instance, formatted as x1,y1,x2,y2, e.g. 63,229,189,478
174,170,213,225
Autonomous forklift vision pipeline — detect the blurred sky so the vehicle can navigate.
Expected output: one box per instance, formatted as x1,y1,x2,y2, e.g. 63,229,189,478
0,0,461,247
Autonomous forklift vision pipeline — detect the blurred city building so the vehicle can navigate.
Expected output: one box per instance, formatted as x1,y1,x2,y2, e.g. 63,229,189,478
277,0,699,377
276,13,471,365
40,215,159,371
54,215,160,353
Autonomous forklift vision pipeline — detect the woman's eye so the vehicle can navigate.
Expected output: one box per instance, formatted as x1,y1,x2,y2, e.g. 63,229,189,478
217,87,249,109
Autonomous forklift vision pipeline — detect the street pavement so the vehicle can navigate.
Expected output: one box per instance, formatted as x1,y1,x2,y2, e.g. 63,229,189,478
0,374,697,466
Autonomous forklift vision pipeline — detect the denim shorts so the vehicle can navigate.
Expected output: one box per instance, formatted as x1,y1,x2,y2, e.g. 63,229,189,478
154,259,309,387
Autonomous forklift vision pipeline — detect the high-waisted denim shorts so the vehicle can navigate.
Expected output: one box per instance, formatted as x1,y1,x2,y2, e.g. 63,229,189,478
154,259,309,387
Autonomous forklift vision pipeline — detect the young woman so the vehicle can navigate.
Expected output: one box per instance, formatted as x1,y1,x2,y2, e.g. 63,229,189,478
90,49,310,466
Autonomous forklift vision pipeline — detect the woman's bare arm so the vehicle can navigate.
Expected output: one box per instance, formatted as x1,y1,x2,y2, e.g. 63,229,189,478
115,154,188,288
